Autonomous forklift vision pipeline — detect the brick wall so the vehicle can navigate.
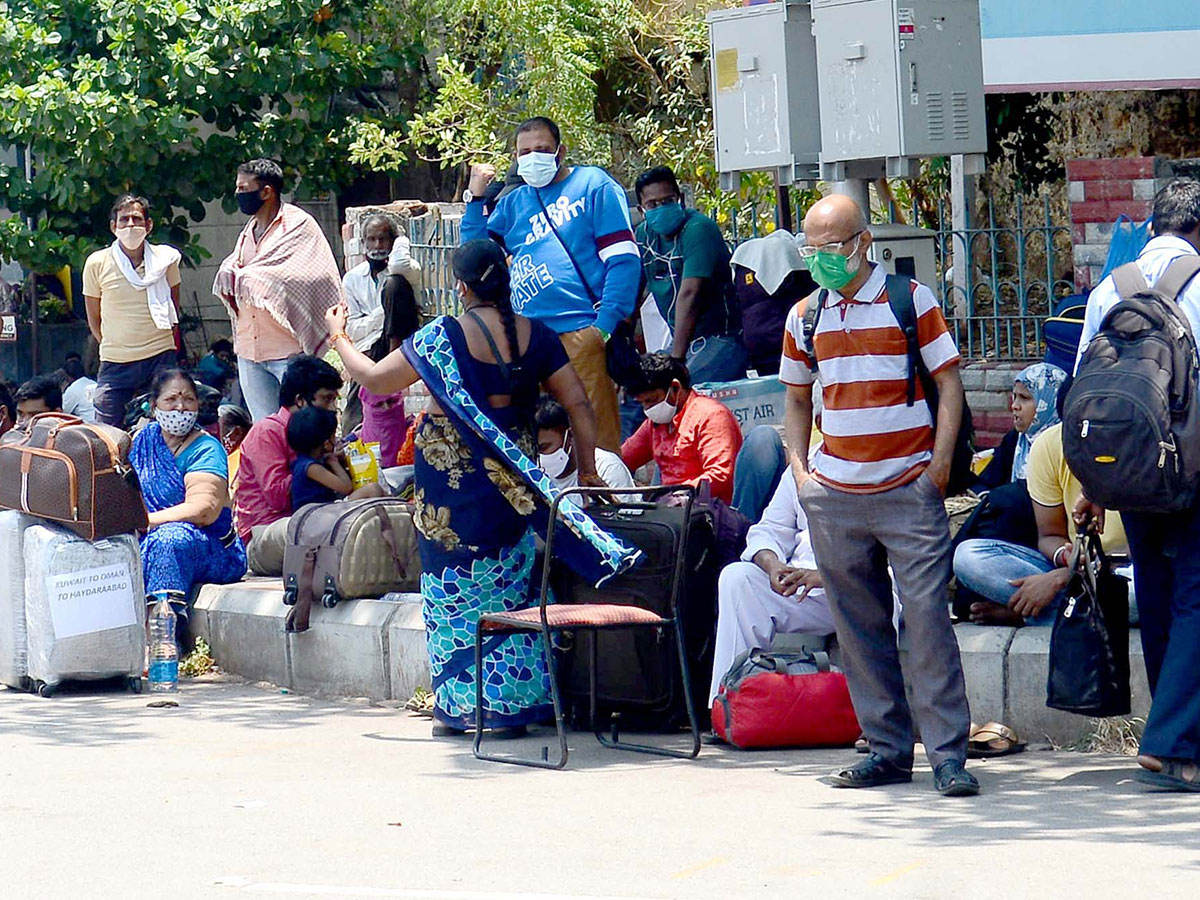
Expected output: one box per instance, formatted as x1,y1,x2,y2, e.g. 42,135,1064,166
961,360,1025,449
1066,156,1156,291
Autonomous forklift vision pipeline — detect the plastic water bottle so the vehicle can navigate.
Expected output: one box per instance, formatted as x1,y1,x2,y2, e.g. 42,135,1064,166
148,597,179,693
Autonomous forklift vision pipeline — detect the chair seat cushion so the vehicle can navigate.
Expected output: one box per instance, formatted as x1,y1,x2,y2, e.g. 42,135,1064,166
481,603,668,631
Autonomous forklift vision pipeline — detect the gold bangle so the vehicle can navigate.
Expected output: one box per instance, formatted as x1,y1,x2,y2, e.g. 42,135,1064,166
330,332,351,346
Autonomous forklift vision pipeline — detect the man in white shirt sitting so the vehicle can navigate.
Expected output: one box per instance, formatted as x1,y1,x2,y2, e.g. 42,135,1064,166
709,469,836,706
535,397,634,506
341,214,422,357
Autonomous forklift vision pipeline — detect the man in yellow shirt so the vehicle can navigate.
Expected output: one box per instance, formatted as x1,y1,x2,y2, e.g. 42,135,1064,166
83,194,182,427
954,416,1129,626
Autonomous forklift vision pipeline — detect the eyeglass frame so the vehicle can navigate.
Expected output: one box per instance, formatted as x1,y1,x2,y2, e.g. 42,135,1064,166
797,230,865,260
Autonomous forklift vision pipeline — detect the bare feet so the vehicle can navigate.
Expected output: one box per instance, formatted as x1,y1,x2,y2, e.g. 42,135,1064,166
969,601,1025,627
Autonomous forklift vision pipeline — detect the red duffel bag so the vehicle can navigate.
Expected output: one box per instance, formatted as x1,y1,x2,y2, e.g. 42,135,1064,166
711,649,860,749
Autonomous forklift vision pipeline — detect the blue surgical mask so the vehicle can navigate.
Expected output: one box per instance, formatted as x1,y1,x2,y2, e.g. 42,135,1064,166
645,202,686,236
517,150,561,189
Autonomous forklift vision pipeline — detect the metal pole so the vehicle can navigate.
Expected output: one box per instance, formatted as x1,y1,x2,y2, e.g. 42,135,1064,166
23,145,39,374
776,182,793,233
950,154,974,323
830,178,870,216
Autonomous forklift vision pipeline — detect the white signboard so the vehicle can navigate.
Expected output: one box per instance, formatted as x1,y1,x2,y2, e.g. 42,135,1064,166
0,314,15,342
46,563,138,639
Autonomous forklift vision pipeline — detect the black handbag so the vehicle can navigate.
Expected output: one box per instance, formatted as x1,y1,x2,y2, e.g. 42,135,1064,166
1046,525,1131,717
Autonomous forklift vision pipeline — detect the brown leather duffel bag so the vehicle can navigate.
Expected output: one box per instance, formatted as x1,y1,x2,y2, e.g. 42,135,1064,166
0,413,148,540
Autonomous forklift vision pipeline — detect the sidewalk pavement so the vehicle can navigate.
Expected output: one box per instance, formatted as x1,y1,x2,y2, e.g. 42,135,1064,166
2,677,1198,900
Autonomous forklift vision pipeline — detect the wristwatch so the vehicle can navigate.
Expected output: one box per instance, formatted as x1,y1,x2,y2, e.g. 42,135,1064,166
462,189,481,204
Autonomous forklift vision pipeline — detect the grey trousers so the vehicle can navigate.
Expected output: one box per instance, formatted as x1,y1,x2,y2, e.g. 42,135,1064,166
798,472,969,770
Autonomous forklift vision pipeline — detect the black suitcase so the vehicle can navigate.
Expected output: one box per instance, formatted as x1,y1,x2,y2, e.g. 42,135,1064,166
554,502,718,731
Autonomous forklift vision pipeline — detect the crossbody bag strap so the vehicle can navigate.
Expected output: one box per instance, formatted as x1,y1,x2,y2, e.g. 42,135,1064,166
463,308,515,391
800,290,828,374
533,189,601,309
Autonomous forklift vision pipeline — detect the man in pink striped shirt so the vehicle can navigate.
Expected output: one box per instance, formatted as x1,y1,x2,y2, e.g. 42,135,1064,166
781,194,976,797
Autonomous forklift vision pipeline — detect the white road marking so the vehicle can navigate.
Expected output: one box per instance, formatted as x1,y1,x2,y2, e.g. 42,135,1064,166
213,877,657,900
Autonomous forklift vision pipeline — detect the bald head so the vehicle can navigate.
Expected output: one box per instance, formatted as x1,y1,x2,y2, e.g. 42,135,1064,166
803,194,868,245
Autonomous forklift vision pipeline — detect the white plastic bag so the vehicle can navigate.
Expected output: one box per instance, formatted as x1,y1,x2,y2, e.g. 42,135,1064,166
0,510,34,689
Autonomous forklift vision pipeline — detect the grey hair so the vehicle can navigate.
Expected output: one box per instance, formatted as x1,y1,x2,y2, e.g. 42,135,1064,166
361,214,398,239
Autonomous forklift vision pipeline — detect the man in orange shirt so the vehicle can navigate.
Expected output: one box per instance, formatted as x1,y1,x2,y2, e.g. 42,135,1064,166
781,194,975,797
214,159,344,421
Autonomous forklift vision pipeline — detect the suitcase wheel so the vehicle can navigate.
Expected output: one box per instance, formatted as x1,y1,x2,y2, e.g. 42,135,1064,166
321,590,340,609
127,677,144,694
35,681,55,698
282,586,299,607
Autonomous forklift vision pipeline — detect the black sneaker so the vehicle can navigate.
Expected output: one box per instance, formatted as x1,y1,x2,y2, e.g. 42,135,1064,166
830,753,913,788
934,759,980,796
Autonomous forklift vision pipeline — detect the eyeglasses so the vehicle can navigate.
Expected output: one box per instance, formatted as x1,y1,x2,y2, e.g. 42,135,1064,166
797,230,864,260
642,195,681,211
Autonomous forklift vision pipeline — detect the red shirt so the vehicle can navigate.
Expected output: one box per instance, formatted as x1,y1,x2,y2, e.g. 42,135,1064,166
233,406,295,542
621,391,743,504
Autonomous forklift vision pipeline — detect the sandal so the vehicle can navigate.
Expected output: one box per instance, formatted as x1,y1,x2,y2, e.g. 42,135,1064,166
968,722,1026,758
1135,757,1200,792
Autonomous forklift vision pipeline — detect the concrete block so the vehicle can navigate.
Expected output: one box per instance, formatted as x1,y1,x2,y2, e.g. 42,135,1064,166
1074,243,1110,267
983,364,1023,392
959,365,986,390
965,390,1010,412
287,598,402,700
1005,628,1150,747
1067,180,1085,204
954,624,1015,725
1083,221,1115,244
386,596,430,701
1132,178,1158,201
193,579,290,686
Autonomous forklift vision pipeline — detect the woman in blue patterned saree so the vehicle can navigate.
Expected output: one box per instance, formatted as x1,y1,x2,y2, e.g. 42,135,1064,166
128,369,247,647
327,240,637,737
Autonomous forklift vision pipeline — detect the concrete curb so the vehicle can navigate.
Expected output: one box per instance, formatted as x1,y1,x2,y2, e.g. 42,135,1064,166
194,583,1152,744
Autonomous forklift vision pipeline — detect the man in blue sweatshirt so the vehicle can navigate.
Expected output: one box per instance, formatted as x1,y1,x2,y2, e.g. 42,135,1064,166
461,116,640,451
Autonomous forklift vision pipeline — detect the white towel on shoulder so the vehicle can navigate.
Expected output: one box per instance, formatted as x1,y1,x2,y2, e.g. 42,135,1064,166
110,241,181,329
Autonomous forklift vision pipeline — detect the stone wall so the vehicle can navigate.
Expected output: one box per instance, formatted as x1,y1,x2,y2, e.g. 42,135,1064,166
962,360,1025,449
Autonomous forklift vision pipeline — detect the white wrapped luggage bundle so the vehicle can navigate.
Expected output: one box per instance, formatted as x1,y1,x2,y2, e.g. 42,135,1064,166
23,525,146,694
0,510,34,690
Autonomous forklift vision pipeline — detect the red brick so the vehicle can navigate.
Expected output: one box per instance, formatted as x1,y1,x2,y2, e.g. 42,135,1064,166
1066,156,1155,181
1101,157,1156,179
1084,180,1133,201
1070,199,1152,223
1072,224,1087,245
974,430,1005,450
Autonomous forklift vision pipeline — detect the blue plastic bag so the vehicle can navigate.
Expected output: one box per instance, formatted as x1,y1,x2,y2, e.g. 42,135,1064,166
1099,214,1153,283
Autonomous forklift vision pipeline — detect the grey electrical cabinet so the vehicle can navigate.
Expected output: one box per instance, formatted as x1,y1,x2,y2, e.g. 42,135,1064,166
811,0,987,179
707,1,822,189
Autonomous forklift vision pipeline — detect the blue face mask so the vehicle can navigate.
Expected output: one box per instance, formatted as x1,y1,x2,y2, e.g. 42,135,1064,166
645,202,686,236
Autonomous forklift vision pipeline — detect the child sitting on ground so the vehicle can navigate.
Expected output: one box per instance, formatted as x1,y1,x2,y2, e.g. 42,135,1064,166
286,406,384,509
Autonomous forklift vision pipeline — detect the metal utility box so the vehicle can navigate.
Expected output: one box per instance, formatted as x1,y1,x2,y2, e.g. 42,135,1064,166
867,223,938,287
707,1,822,189
811,0,987,179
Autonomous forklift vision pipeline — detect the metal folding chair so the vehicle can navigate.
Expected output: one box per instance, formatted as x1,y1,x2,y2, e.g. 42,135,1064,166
472,485,702,769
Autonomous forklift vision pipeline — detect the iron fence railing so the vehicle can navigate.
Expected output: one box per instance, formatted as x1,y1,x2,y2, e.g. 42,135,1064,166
406,191,1073,361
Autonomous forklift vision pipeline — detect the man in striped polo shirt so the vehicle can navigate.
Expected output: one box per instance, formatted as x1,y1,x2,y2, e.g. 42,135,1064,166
781,194,977,797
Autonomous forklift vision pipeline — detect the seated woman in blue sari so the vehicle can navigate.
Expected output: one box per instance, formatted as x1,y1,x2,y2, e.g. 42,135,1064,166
129,369,248,644
327,240,637,738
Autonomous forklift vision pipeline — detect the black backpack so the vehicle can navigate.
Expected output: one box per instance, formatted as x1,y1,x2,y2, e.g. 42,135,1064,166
1063,256,1200,513
802,274,975,495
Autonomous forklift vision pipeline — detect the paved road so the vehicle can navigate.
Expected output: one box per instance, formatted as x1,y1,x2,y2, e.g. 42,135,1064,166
2,676,1198,900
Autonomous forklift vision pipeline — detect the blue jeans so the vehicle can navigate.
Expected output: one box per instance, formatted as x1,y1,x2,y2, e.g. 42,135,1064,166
238,356,291,422
687,335,748,385
953,538,1059,626
1123,507,1200,761
731,425,787,522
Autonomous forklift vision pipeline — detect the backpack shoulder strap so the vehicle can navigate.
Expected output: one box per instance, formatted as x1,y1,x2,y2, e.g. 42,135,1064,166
800,289,828,374
1112,261,1149,300
1152,255,1200,301
885,274,921,407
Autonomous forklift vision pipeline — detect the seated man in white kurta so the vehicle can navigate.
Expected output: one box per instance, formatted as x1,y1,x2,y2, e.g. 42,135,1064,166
709,470,837,706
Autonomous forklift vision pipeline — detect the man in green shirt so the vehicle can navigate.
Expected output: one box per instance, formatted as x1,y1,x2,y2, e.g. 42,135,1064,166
634,166,746,385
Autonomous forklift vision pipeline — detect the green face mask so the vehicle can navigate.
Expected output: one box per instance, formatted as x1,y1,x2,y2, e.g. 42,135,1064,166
808,239,862,291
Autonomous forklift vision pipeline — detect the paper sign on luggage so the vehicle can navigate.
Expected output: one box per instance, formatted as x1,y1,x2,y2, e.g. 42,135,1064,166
45,564,138,639
0,314,15,342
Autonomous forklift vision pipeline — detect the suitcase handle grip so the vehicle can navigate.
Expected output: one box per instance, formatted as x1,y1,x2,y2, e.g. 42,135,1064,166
372,505,406,579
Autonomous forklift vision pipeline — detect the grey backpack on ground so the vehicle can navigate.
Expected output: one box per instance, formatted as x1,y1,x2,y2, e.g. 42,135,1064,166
1063,256,1200,513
